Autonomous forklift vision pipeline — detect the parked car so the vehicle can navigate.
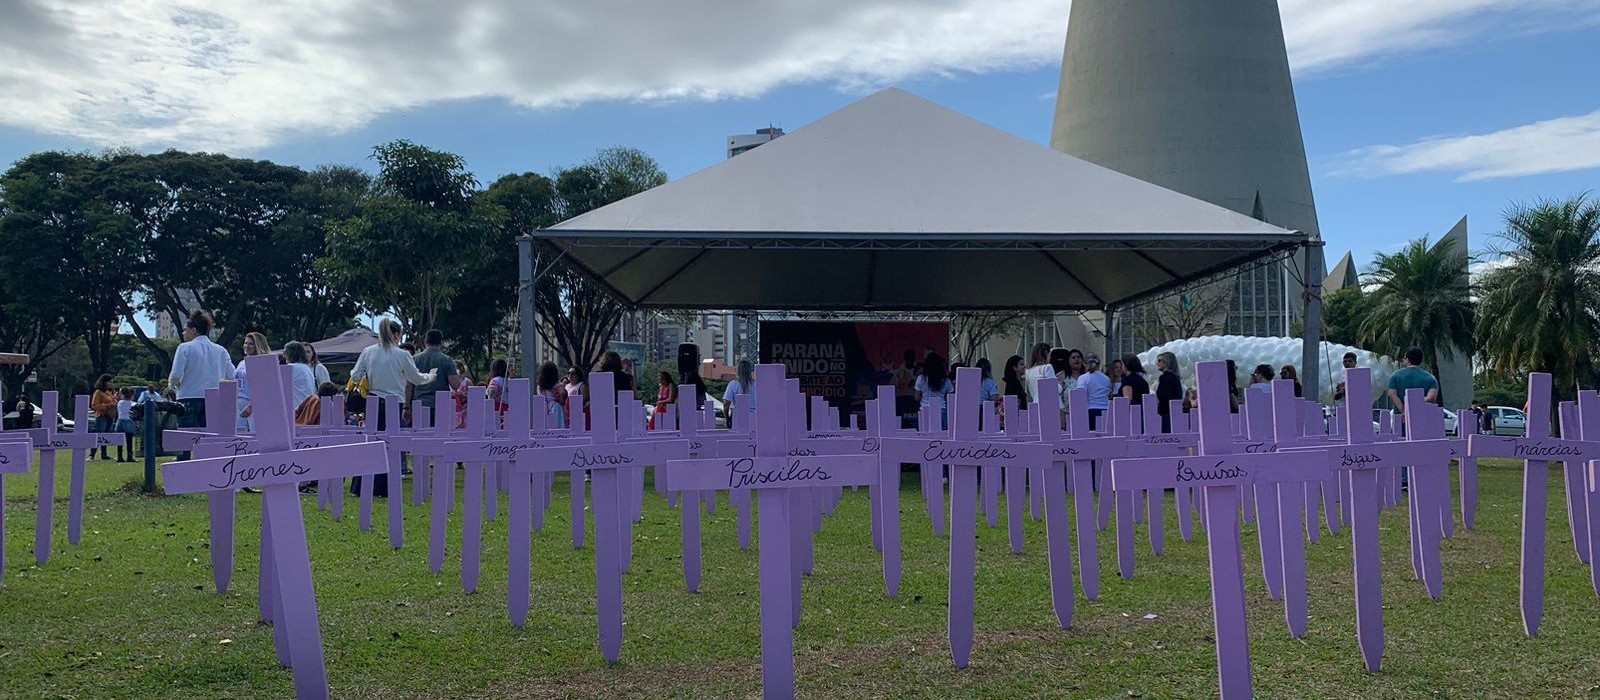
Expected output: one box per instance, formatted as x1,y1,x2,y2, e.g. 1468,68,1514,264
1441,408,1458,437
1486,406,1529,436
1,409,75,432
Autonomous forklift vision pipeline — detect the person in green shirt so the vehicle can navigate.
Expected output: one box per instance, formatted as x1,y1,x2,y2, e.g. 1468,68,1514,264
1386,347,1439,414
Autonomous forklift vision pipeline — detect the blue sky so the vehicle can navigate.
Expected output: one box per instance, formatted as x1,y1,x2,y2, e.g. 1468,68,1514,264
2,0,1598,273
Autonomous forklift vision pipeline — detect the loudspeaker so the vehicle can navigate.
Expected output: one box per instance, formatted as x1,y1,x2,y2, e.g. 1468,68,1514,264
677,343,701,379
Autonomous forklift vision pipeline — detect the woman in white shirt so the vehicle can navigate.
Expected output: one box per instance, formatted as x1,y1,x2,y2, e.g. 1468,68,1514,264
721,360,755,428
1023,342,1056,413
348,319,437,498
914,353,955,430
282,341,319,410
306,344,333,387
235,332,271,432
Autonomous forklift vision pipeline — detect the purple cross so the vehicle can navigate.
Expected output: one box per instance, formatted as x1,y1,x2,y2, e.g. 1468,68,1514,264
512,372,687,662
1575,391,1600,596
1283,369,1454,672
1110,362,1334,700
401,392,471,574
661,364,878,700
1038,383,1129,603
38,394,126,549
30,391,62,565
1468,374,1600,637
1557,401,1589,564
162,354,388,700
0,430,34,582
881,367,1052,669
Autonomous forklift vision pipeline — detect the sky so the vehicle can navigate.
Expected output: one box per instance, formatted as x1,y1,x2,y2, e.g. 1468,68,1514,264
3,0,1599,277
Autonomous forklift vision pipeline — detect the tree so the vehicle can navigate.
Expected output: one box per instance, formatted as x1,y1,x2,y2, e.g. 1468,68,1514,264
255,166,369,345
1321,287,1374,348
532,147,669,373
949,312,1036,365
1132,283,1234,349
440,171,561,371
99,150,308,367
1476,195,1600,393
321,141,499,333
1359,235,1474,378
0,151,132,394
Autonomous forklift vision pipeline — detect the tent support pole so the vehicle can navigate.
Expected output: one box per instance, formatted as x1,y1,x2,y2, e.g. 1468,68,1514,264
1103,308,1116,364
1299,236,1325,401
518,234,539,381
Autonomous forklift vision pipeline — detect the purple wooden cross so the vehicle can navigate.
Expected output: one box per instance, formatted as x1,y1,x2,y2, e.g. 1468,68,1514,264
1039,384,1129,602
1110,362,1333,700
1576,391,1600,596
1468,373,1600,637
32,391,61,565
41,394,126,548
162,354,388,700
881,367,1051,669
662,364,878,700
0,432,34,581
1557,401,1589,565
513,371,687,663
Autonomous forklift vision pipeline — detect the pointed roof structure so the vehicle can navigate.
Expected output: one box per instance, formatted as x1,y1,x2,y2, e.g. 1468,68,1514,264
1324,251,1358,292
536,88,1307,311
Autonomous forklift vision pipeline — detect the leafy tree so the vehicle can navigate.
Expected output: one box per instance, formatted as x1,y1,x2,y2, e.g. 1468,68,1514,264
532,147,668,373
949,312,1037,365
98,150,307,367
321,141,498,333
1136,283,1234,348
1476,195,1600,393
1359,235,1474,379
256,166,369,344
1321,287,1374,348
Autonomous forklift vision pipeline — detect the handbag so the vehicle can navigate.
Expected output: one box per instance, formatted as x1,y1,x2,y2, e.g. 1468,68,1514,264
344,377,369,415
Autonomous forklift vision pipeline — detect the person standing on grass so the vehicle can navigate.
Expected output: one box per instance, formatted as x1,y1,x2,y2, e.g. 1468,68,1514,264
1280,364,1304,398
409,329,460,426
723,360,755,427
349,318,437,497
538,362,568,429
282,341,318,410
1155,351,1183,433
168,310,234,432
1386,347,1439,415
1001,355,1029,407
1023,342,1055,416
115,388,137,462
915,353,955,430
91,374,117,460
1080,354,1111,432
1119,355,1150,405
306,344,332,387
563,367,586,428
1332,352,1358,405
234,331,272,433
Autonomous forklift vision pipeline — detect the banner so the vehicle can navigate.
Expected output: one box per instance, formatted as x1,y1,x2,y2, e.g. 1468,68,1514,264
760,321,949,426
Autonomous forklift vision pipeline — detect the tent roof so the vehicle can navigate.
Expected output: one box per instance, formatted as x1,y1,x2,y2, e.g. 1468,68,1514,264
300,328,376,364
536,88,1306,311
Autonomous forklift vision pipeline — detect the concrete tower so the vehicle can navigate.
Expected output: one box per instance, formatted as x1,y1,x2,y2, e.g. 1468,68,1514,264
1434,216,1473,408
1050,0,1321,358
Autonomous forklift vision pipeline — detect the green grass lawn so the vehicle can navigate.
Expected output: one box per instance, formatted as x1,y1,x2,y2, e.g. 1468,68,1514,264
3,451,1600,699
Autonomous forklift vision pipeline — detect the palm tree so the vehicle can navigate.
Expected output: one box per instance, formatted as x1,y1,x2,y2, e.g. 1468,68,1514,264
1359,235,1474,380
1476,195,1600,394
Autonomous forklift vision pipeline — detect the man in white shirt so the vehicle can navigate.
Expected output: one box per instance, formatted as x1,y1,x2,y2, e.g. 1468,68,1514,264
1079,354,1112,432
168,310,235,430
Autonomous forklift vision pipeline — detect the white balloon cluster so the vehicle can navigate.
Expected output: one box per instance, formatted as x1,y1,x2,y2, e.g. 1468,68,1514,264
1135,336,1397,405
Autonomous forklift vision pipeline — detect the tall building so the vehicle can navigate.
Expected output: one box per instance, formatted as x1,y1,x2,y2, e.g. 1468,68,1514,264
727,127,784,159
1050,0,1321,356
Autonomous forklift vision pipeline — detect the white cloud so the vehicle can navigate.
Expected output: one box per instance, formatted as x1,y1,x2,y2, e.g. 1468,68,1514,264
2,0,1597,152
1337,108,1600,181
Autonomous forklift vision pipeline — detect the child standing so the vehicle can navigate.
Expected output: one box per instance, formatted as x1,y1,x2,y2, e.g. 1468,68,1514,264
115,388,137,463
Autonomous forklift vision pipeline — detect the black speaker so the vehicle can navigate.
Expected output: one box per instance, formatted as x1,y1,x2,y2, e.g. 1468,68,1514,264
677,343,701,379
1049,347,1070,376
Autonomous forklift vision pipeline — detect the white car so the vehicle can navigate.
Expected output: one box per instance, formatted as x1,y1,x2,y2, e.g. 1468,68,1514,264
1441,408,1458,437
1486,406,1529,436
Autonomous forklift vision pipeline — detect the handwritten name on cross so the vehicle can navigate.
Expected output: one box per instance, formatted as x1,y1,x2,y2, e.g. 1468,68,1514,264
0,432,34,581
1109,362,1333,700
662,364,877,700
513,372,687,662
162,354,387,700
1468,374,1600,637
1283,369,1454,672
41,394,125,549
881,367,1051,670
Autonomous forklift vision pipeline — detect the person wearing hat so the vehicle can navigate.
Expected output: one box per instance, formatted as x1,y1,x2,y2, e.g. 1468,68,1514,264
1079,353,1112,431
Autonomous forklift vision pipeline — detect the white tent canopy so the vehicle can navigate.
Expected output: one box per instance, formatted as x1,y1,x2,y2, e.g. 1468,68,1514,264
532,88,1307,311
